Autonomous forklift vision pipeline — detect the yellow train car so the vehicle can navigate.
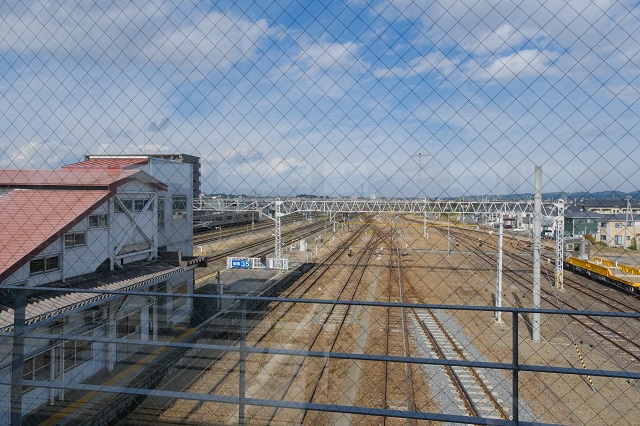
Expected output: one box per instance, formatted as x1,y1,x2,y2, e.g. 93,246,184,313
565,256,640,295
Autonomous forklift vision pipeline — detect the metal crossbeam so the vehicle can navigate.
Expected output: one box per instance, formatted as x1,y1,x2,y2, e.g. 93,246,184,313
198,199,561,216
197,198,566,281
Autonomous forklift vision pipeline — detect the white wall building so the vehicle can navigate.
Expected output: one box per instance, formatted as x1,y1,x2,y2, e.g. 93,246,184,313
0,162,204,423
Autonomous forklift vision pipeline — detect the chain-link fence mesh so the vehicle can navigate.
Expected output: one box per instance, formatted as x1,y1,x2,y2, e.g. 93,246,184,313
1,1,639,425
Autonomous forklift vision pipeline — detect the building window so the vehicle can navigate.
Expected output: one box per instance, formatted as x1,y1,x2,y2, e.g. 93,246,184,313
23,350,51,393
89,213,109,227
134,198,145,212
600,235,606,241
134,198,153,212
30,255,60,274
115,197,152,213
64,332,92,371
615,235,622,245
615,223,622,228
122,199,133,212
117,311,141,338
172,195,188,220
171,282,188,311
64,232,86,248
157,197,165,229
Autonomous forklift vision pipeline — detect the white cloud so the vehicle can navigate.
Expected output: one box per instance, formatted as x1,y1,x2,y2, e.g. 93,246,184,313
0,1,271,79
0,139,81,169
224,146,265,165
297,40,362,71
462,24,528,55
267,156,304,176
144,11,271,79
374,51,458,78
0,0,638,196
469,49,560,82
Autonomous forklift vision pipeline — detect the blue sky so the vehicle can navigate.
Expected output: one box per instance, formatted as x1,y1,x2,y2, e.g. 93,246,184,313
1,0,638,198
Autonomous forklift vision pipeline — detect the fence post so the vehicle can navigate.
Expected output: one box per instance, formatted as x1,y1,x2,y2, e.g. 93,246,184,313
512,310,519,424
217,270,222,310
10,288,26,426
239,298,247,425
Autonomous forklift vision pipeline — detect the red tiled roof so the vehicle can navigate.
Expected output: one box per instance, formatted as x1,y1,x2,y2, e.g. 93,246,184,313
0,189,112,281
62,158,148,170
0,167,169,282
0,169,167,191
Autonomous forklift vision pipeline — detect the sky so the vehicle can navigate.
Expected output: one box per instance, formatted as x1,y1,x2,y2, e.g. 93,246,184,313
0,0,638,198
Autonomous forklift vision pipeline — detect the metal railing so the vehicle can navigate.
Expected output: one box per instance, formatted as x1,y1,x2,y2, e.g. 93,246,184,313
2,289,638,425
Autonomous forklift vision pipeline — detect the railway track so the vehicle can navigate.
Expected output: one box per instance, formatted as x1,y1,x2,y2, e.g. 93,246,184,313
410,308,509,420
121,222,372,424
397,225,511,422
443,225,638,312
193,214,312,245
130,218,427,425
434,225,640,366
384,229,417,425
197,220,329,267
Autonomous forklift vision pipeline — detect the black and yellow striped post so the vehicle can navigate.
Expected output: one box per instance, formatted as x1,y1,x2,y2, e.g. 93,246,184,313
574,342,595,392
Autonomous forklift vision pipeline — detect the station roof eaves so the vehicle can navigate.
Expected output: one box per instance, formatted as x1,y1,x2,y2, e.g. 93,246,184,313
0,168,167,191
0,261,186,332
62,158,149,170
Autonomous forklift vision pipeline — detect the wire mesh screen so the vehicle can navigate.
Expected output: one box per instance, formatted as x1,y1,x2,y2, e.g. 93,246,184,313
1,1,639,425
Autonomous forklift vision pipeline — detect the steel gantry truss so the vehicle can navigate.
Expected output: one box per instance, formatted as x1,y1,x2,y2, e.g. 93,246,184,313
197,198,565,278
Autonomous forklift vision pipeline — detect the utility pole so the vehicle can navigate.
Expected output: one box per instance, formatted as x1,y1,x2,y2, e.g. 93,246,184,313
624,196,631,250
495,215,504,324
412,152,429,238
555,200,565,288
533,166,542,342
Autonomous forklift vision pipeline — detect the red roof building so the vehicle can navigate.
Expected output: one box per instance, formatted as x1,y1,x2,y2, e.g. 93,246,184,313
0,168,167,282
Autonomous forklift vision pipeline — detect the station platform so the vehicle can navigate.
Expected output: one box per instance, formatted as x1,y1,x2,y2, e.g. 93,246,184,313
21,263,311,426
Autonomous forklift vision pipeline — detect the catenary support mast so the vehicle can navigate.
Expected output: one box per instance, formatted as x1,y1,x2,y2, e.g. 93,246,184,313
532,166,542,342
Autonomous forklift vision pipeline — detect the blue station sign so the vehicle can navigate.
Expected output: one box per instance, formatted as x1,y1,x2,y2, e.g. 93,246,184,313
231,259,251,269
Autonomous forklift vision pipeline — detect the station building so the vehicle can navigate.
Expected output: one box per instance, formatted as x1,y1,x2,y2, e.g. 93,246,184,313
0,158,204,422
79,153,202,200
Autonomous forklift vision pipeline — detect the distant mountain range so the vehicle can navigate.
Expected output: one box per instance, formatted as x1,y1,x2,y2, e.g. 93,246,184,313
206,190,640,202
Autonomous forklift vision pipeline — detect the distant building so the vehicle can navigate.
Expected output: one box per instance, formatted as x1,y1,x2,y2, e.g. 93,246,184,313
570,198,640,246
599,214,640,248
0,160,204,421
578,198,640,215
564,205,602,237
